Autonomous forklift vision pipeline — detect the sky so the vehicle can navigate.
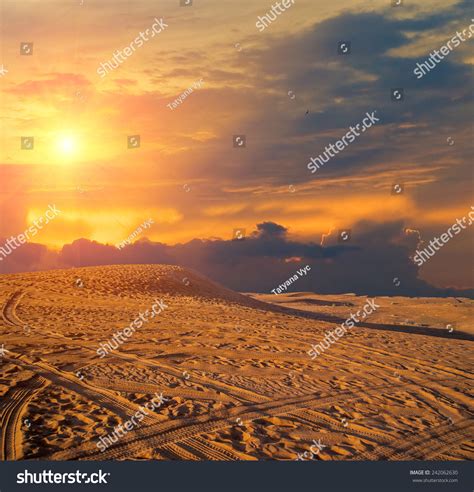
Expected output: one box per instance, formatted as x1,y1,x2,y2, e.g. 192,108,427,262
0,0,472,295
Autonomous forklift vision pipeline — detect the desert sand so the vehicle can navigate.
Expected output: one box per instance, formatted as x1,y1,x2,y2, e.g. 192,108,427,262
0,264,472,461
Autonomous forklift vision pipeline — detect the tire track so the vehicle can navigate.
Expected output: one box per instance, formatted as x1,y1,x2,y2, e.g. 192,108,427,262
1,291,24,327
47,376,457,460
148,343,473,384
337,340,474,380
88,377,235,403
0,375,48,460
4,291,267,404
4,351,163,424
108,351,268,404
7,291,470,409
177,437,239,461
159,442,200,461
4,291,472,461
357,418,474,460
290,409,393,445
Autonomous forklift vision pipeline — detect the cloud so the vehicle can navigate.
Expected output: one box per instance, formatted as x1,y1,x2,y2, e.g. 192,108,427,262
254,221,288,238
0,0,471,291
4,73,91,96
1,221,472,298
0,241,58,274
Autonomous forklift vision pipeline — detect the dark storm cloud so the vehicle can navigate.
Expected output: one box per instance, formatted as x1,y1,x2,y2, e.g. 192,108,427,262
1,221,472,298
230,1,473,183
0,241,56,274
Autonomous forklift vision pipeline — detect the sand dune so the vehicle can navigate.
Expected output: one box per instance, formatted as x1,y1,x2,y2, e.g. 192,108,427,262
252,292,474,340
0,265,472,461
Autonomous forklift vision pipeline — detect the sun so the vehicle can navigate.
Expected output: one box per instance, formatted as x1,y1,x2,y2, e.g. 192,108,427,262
57,135,78,155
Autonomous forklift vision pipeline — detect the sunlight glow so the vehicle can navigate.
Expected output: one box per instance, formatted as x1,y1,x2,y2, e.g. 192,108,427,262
58,136,77,155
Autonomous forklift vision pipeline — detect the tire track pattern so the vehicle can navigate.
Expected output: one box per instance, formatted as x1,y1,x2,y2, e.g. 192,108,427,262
48,376,458,460
0,375,48,460
358,419,474,460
